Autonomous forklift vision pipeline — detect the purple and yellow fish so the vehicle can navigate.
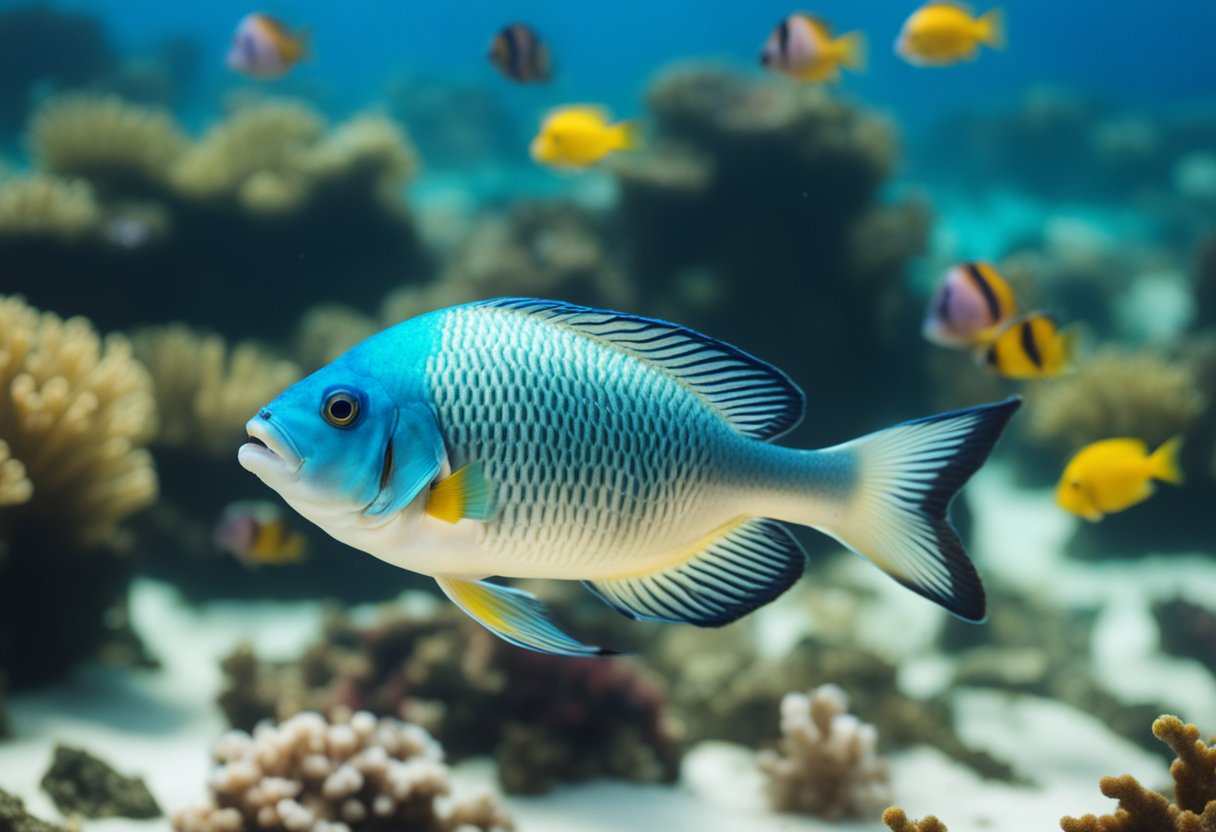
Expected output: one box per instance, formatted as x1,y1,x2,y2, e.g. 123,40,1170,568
760,13,866,82
226,13,309,80
923,261,1017,349
213,500,307,568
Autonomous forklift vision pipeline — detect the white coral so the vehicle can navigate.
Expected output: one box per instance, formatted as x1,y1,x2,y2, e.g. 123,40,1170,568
757,683,892,820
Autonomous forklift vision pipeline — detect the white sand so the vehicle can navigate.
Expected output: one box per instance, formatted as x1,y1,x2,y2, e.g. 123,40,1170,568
0,463,1209,831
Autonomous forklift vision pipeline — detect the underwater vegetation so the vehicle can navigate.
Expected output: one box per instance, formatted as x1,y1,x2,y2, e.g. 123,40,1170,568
171,709,513,832
884,714,1216,831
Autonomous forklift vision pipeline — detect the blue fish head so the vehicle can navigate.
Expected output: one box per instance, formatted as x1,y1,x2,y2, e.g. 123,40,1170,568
238,360,446,527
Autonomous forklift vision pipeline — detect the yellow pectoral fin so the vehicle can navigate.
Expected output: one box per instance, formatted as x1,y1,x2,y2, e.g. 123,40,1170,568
435,576,616,657
426,462,496,523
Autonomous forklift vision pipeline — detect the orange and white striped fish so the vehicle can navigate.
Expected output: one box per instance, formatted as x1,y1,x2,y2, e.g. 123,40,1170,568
923,261,1017,348
226,13,309,80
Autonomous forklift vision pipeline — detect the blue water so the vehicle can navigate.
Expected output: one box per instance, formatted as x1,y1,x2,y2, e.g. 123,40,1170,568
13,0,1216,133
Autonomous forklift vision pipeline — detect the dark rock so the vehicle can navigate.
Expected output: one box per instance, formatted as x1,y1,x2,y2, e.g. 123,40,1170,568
40,745,160,819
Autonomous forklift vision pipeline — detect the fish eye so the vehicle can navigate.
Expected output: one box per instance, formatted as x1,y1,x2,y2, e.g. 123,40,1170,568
322,391,360,428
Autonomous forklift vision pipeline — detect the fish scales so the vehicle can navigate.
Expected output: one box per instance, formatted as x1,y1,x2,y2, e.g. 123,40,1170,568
427,304,726,573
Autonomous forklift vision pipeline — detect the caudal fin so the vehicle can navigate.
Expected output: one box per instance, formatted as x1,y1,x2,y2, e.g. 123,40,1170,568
835,30,868,73
614,120,642,152
978,8,1006,50
821,398,1021,622
1149,436,1184,485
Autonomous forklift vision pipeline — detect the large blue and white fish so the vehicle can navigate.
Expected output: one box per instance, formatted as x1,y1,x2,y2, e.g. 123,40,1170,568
239,298,1020,656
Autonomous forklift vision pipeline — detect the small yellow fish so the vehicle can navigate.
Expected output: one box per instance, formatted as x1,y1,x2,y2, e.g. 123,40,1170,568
896,2,1005,67
213,500,308,567
1056,437,1183,522
530,105,638,169
981,313,1074,379
760,14,867,83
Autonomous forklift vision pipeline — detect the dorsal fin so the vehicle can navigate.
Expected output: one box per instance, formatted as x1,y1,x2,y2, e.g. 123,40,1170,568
796,13,834,38
477,298,805,440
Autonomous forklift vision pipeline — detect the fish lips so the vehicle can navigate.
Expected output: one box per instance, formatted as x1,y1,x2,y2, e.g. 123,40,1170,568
239,416,303,482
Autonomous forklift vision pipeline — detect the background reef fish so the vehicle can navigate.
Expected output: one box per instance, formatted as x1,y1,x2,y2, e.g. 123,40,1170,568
1056,437,1183,522
489,23,552,84
213,500,308,567
923,261,1017,348
982,312,1074,379
226,13,309,80
896,2,1005,66
239,298,1020,656
760,14,866,83
530,105,638,169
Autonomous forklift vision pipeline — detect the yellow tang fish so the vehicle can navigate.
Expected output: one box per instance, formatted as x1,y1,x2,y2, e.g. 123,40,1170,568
1056,437,1183,522
982,313,1074,379
896,2,1005,67
760,14,867,83
530,105,639,169
213,500,308,567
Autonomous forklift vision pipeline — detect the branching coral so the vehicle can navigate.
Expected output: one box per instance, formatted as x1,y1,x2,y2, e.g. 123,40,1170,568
0,174,101,239
1028,349,1206,450
300,113,418,209
169,99,325,203
882,808,950,832
171,709,512,832
28,94,188,189
758,684,892,819
0,295,157,544
131,324,300,456
217,605,682,795
0,295,157,686
0,440,32,506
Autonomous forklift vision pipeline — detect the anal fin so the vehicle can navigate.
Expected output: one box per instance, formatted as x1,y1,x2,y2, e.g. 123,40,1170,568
583,517,806,627
427,462,496,523
435,576,614,657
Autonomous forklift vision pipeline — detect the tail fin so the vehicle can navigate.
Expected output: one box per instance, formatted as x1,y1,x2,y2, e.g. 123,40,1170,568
835,30,868,73
978,8,1006,49
1149,436,1184,485
821,398,1021,622
614,120,642,152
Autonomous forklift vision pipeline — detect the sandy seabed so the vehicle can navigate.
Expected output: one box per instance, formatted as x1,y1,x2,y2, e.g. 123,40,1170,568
2,463,1214,832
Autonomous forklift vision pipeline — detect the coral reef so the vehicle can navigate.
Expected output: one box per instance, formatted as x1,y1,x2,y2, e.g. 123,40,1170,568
291,305,378,373
0,788,74,832
612,64,930,444
381,200,632,327
1196,233,1216,329
757,684,892,820
882,808,950,832
170,709,512,832
0,175,101,240
131,324,300,456
1027,349,1205,451
0,295,157,686
216,604,682,795
385,74,522,169
28,95,188,191
1153,597,1216,671
1060,715,1216,832
40,744,161,819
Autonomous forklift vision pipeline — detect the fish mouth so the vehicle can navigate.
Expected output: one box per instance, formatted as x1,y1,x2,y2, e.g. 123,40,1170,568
238,418,303,478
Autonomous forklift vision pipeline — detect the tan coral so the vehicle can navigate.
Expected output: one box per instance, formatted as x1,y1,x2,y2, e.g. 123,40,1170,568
882,808,950,832
170,709,512,832
757,683,892,820
170,100,325,201
0,441,32,507
28,94,188,186
0,175,101,239
132,325,300,456
301,113,418,198
0,295,157,544
1028,349,1206,450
